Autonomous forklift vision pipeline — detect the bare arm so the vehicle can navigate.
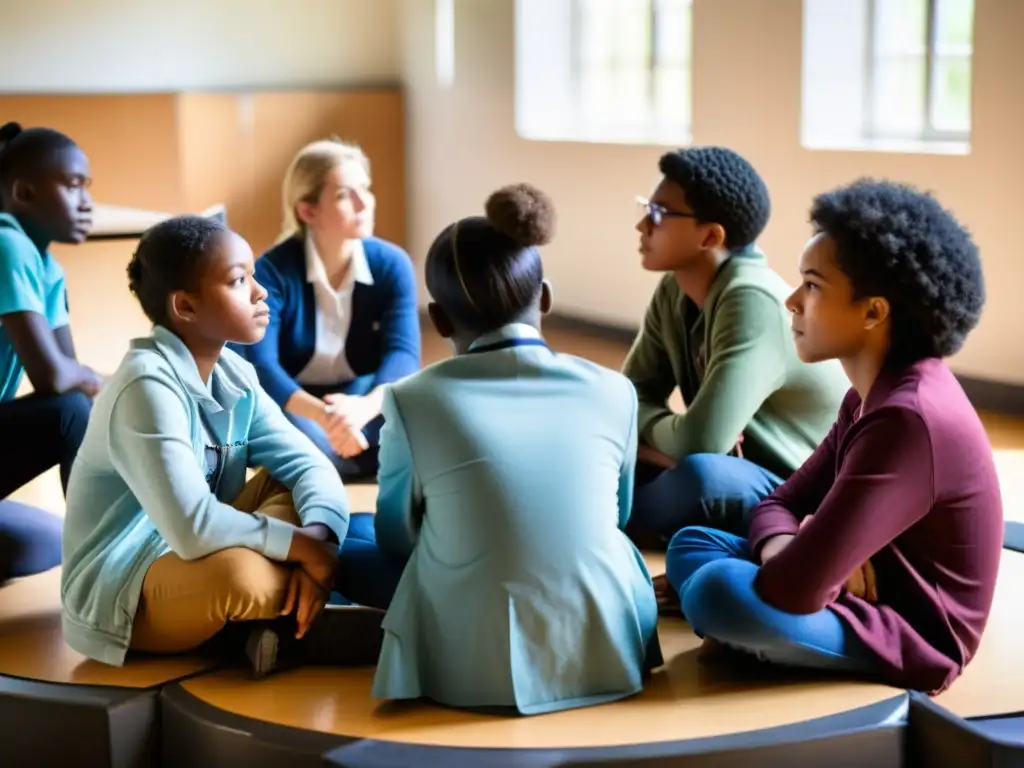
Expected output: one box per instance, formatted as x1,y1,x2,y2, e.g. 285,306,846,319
2,312,101,396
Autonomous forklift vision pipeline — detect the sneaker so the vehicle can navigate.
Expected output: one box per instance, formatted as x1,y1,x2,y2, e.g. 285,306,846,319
245,605,386,679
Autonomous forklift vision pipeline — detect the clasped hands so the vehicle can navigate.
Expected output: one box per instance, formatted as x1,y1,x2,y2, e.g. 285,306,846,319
761,515,878,603
316,393,374,459
282,524,340,639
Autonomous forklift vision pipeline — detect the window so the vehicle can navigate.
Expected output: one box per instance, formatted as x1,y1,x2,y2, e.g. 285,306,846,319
515,0,692,145
802,0,974,153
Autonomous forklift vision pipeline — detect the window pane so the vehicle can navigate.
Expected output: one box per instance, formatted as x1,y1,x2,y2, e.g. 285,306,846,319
930,55,972,132
872,0,927,55
578,0,651,65
653,66,690,129
653,0,691,67
580,65,651,125
869,55,926,137
935,0,974,49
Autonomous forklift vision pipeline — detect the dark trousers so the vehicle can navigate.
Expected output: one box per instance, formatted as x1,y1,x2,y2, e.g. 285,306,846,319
285,376,383,482
332,512,406,610
0,391,91,582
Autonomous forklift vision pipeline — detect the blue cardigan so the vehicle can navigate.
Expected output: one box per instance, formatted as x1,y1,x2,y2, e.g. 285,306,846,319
236,236,421,407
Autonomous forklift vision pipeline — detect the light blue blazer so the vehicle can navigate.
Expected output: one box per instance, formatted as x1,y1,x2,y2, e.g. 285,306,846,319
371,323,660,715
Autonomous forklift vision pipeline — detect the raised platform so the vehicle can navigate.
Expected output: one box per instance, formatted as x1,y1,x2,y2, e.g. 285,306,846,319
2,496,1022,766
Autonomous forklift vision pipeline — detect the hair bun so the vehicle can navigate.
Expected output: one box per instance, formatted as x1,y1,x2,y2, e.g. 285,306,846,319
0,122,22,149
484,183,556,248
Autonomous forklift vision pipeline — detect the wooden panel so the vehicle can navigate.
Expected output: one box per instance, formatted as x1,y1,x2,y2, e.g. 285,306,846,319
0,94,183,212
177,93,255,239
247,90,405,255
0,568,215,688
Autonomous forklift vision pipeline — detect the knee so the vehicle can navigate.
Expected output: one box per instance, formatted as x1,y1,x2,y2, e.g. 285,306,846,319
52,391,92,443
0,506,62,580
208,548,290,613
680,558,763,637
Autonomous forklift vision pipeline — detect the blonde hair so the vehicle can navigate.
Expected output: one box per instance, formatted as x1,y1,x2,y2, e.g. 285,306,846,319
278,137,371,243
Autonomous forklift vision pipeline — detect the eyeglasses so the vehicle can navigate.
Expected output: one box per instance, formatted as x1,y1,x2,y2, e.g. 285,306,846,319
636,196,698,227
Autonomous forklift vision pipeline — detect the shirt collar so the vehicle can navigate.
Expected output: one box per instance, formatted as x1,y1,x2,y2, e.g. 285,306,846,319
467,322,543,352
305,234,374,290
147,325,247,414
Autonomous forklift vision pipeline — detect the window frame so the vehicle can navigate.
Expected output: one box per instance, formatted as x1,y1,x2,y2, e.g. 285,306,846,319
862,0,972,144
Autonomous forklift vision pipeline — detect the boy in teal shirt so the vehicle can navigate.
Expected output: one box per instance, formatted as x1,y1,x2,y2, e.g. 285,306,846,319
624,147,848,553
0,122,103,584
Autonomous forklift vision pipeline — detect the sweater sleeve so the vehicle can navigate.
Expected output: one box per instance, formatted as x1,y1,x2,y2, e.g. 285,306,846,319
747,400,851,559
618,383,640,530
371,245,420,388
755,406,936,614
244,258,302,407
107,377,296,562
647,287,789,458
621,279,679,451
246,375,350,544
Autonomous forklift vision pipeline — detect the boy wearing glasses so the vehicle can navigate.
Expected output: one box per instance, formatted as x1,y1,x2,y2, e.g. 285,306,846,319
623,147,848,575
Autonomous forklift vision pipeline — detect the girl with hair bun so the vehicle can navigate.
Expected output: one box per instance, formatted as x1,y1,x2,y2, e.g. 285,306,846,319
369,183,661,714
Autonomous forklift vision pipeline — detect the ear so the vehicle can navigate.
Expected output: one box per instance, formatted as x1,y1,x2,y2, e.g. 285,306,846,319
10,178,34,206
539,280,553,315
699,223,727,251
863,296,890,331
427,302,454,339
295,200,318,227
168,290,200,325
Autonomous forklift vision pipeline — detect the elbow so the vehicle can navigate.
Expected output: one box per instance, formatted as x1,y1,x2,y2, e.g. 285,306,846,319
161,530,208,562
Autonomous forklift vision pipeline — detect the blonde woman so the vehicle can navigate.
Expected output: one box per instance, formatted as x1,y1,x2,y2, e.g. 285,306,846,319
234,139,419,483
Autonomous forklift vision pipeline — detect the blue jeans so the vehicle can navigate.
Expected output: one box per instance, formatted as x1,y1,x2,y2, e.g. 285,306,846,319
286,377,384,482
665,526,877,673
631,453,782,542
0,500,63,583
333,512,405,610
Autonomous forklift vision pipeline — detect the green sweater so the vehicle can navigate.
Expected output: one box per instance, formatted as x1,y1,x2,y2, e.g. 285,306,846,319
622,249,849,479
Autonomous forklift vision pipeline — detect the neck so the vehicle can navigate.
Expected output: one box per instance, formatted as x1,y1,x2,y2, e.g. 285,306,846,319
174,328,223,385
673,249,730,307
840,341,890,408
12,212,52,254
312,232,357,288
451,314,542,356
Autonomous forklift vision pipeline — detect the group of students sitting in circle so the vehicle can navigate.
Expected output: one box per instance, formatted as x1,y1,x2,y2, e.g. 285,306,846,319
0,119,1004,716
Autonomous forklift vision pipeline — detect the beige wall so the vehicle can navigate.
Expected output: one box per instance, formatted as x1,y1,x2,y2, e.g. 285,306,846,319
0,0,398,91
398,0,1024,385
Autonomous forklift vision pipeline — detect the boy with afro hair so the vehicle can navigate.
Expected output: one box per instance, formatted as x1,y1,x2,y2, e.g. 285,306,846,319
624,147,848,559
663,179,1000,695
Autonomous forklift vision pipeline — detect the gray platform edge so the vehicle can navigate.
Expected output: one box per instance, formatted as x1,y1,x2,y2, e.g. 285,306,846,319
159,682,908,768
908,693,1024,767
0,673,159,768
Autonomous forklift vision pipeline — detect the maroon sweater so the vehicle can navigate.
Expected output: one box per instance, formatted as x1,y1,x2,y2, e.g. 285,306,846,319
748,358,1003,694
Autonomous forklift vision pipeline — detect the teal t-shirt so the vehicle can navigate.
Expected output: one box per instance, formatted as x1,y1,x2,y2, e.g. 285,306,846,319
0,213,70,402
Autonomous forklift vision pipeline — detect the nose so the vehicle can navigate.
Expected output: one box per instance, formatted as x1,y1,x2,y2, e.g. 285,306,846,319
80,187,94,212
635,214,651,235
785,287,800,314
252,276,268,303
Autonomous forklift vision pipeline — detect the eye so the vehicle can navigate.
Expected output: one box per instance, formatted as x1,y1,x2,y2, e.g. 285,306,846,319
231,275,246,287
803,281,819,292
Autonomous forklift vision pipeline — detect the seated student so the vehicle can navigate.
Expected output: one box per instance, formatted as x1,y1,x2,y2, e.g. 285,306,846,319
624,147,849,543
233,139,420,482
0,122,103,584
665,179,1002,694
61,216,386,675
368,183,661,715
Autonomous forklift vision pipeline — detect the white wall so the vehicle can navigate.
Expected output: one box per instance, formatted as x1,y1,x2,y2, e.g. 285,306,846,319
398,0,1024,385
0,0,399,91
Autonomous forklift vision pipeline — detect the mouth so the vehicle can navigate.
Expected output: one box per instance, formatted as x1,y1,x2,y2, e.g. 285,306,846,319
254,307,270,322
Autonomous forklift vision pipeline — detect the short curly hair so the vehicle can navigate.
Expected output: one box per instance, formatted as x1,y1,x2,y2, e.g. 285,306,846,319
127,215,228,327
658,146,771,250
810,179,984,364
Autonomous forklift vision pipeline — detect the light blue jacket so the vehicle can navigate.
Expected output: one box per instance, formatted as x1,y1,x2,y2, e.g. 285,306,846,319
61,325,350,665
371,323,659,714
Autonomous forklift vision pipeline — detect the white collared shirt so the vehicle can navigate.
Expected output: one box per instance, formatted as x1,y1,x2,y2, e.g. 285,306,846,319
295,234,375,386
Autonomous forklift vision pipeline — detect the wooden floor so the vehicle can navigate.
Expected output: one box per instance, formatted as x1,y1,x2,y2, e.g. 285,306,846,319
3,323,1023,746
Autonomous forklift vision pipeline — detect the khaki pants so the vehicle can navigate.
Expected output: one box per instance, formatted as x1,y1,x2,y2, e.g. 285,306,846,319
129,470,298,654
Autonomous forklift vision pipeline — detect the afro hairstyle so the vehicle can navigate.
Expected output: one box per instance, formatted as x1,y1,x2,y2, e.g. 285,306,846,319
658,146,771,251
810,178,984,364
